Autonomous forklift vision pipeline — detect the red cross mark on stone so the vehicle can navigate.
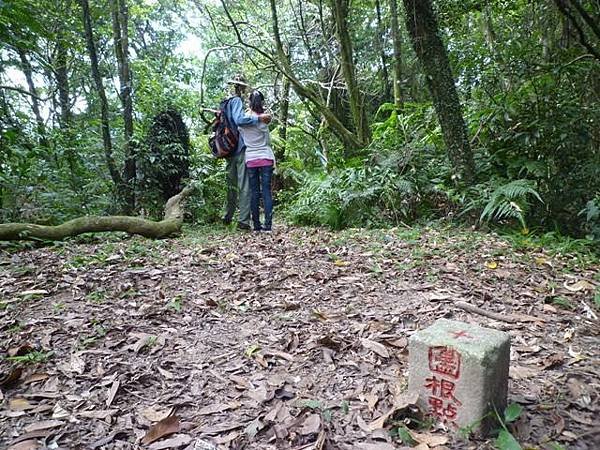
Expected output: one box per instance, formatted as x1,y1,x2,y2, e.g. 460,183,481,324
450,330,471,339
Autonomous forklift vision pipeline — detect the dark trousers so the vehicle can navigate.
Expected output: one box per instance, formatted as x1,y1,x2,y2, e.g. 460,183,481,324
247,165,273,230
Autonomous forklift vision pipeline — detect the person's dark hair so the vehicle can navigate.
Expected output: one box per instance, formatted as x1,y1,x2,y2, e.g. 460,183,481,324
248,90,265,114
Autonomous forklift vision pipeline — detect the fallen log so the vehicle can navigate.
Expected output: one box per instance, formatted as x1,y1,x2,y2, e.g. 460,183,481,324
0,186,194,241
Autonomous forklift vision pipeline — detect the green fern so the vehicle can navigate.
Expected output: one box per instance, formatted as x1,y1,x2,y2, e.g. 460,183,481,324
480,179,543,231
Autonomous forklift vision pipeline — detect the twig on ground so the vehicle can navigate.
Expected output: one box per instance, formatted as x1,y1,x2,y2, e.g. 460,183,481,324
455,301,544,323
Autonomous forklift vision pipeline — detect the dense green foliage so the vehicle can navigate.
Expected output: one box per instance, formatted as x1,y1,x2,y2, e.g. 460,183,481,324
1,0,598,243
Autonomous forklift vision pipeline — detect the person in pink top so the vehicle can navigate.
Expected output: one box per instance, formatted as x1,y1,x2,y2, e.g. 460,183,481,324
237,90,275,231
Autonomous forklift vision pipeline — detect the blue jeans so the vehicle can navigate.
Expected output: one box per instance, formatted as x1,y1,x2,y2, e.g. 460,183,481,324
247,165,273,230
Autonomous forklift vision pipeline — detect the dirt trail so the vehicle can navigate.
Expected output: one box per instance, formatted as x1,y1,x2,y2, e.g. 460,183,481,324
1,226,598,449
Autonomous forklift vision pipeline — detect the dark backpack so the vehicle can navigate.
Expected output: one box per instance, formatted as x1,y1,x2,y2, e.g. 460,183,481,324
208,97,239,158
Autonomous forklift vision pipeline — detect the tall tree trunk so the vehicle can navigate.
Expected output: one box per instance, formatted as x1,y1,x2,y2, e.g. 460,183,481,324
375,0,391,100
79,0,123,192
277,75,291,161
15,47,47,147
55,39,72,129
402,0,475,183
111,0,135,214
481,5,509,90
330,0,370,149
389,0,404,109
267,0,364,150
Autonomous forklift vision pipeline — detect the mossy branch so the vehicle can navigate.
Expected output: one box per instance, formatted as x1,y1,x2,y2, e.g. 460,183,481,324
0,186,194,241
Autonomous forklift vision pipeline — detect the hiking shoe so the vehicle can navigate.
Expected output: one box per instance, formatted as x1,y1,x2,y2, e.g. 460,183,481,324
222,216,232,226
237,222,251,231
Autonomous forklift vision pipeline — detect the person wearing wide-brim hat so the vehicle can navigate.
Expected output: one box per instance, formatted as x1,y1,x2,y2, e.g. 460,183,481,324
222,75,271,230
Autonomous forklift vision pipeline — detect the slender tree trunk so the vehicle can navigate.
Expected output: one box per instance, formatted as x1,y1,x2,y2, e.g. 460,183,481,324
15,47,47,147
55,39,72,129
277,75,291,161
79,0,123,191
389,0,404,109
481,5,510,90
111,0,135,213
267,0,363,150
375,0,391,100
402,0,475,183
330,0,370,148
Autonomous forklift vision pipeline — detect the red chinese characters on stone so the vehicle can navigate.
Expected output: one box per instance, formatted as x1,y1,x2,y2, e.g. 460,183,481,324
428,397,458,421
425,346,463,423
428,346,461,379
424,376,462,406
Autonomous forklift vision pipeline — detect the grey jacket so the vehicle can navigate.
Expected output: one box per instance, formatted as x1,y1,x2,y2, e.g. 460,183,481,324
238,115,276,163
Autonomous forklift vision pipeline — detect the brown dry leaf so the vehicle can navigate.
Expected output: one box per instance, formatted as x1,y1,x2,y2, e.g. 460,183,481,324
51,402,69,419
69,353,85,375
365,393,379,411
142,406,173,422
157,367,174,380
147,434,192,450
262,349,294,362
141,415,180,445
106,380,120,407
244,416,263,439
132,334,153,353
412,432,449,446
79,409,119,420
199,421,244,435
23,420,64,433
197,403,232,416
542,353,565,370
385,337,408,348
23,373,49,385
299,413,321,435
509,365,539,380
212,432,241,445
247,383,273,403
9,398,33,411
318,335,342,351
356,413,371,433
229,374,252,390
7,441,40,450
367,391,418,431
88,430,128,449
361,338,390,358
356,444,397,450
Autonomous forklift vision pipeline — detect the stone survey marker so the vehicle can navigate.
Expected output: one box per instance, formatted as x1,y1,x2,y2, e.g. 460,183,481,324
408,319,511,433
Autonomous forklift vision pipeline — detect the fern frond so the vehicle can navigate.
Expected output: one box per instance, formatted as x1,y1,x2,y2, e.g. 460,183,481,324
480,179,542,230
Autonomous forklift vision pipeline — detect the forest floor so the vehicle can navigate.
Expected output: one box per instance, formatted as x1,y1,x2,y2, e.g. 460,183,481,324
0,224,599,450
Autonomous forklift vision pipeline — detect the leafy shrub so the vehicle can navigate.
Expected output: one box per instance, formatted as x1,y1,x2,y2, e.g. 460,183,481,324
186,139,227,224
579,195,600,241
283,102,461,229
137,109,191,219
467,60,600,235
471,179,543,231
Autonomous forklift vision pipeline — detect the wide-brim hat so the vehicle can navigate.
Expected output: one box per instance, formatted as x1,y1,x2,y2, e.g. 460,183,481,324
226,75,250,87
